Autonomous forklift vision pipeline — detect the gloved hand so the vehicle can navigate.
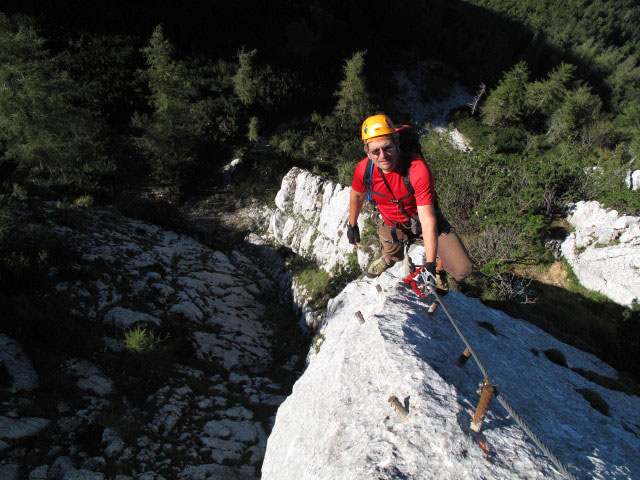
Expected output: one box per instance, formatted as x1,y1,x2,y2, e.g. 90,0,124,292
346,223,360,245
424,261,437,286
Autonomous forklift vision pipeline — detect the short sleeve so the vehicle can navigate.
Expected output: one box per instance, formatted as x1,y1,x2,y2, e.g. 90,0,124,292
351,158,368,193
410,157,435,206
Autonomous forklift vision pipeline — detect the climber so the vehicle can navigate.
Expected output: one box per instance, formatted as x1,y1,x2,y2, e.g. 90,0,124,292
346,114,472,287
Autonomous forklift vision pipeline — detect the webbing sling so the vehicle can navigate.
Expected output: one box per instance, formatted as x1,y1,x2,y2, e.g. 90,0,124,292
364,153,451,239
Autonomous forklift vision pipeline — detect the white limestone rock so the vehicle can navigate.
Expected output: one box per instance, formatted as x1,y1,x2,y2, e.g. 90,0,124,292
48,456,75,479
269,167,375,273
0,464,19,480
0,334,39,392
626,169,640,190
61,470,104,480
169,301,203,323
0,416,50,440
65,359,113,396
263,246,640,480
192,330,271,372
561,201,640,306
434,126,472,151
28,466,48,480
179,463,256,480
8,201,299,477
103,307,161,329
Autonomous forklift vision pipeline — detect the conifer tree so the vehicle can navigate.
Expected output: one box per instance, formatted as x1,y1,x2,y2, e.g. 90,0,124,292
525,63,575,116
548,85,602,142
482,61,530,127
0,14,111,191
134,25,210,191
333,51,373,128
232,48,261,107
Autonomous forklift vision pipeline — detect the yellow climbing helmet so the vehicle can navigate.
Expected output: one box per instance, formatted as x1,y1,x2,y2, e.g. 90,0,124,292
361,114,396,143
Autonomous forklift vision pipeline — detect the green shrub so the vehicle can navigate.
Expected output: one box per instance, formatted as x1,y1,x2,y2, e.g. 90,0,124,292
10,184,27,200
297,266,330,300
73,195,94,209
122,326,168,354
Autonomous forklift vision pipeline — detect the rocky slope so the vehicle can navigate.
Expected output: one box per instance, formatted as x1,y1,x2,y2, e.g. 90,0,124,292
0,201,302,480
562,201,640,306
271,167,640,310
268,167,376,274
262,246,640,480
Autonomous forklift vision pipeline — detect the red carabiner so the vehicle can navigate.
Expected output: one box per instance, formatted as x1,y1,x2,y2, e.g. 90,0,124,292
403,266,426,299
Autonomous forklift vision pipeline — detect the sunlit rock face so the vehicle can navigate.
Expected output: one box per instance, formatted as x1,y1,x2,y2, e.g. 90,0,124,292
262,246,640,480
562,200,640,306
269,167,376,273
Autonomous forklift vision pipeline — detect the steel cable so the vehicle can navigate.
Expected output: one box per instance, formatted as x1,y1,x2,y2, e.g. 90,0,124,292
424,285,579,480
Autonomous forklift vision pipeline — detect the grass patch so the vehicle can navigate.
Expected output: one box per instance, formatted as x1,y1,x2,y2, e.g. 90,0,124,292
312,334,325,353
73,195,94,209
122,326,169,353
287,250,361,312
543,348,568,367
360,214,379,248
297,267,330,300
575,388,609,416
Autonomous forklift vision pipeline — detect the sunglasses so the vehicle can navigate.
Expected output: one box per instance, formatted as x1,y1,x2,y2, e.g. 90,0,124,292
369,145,396,157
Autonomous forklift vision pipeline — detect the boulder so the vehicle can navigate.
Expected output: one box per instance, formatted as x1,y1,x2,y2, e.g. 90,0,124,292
561,201,640,306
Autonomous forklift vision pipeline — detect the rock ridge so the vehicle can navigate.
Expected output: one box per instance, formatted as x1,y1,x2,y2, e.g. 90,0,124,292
263,246,640,479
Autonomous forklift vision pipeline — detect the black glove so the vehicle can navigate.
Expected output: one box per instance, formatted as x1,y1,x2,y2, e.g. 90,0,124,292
346,223,360,245
424,261,437,285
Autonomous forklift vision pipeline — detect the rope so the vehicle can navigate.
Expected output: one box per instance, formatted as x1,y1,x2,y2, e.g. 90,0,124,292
421,281,578,480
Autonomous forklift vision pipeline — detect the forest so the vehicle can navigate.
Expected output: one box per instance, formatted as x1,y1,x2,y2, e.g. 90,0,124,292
1,0,639,378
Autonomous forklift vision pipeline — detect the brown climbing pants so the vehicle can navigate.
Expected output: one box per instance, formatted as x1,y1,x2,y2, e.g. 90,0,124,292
378,218,473,282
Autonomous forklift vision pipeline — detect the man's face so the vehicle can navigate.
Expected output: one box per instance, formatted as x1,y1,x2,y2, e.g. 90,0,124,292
366,137,399,173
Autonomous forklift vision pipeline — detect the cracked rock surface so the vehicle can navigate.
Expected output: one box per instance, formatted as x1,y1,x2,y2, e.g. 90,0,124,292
561,200,640,306
263,246,640,480
1,201,303,479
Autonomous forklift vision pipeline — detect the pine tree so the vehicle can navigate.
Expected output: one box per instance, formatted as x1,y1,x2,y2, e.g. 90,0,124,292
0,14,112,191
525,63,575,116
134,25,210,190
548,85,602,142
482,61,530,127
333,51,373,129
232,48,261,107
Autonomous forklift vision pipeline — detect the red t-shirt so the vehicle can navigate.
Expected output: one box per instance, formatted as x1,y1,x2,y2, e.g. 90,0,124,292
352,153,435,226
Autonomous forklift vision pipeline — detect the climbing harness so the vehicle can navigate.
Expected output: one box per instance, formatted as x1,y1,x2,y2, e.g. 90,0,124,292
362,123,452,242
404,267,579,480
